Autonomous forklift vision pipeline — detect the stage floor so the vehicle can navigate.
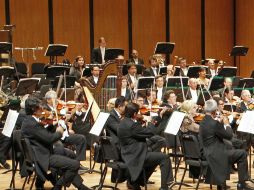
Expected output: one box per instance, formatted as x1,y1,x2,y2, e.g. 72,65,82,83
1,151,254,190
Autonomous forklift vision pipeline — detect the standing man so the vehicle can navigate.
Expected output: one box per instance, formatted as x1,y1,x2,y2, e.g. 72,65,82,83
91,37,107,64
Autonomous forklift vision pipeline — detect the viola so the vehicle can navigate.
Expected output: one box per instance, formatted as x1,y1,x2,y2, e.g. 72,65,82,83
193,113,205,122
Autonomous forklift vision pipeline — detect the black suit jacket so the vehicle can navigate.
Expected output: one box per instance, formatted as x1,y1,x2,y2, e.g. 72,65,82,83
91,47,108,64
236,101,247,113
199,115,233,184
143,67,158,76
129,58,144,65
117,117,154,181
105,109,121,146
21,116,62,180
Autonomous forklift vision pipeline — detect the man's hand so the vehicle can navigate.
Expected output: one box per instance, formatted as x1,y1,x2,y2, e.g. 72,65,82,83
56,126,64,134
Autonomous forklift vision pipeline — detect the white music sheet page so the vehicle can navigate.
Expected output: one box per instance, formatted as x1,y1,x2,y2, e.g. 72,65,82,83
164,111,185,135
89,112,110,136
2,110,19,137
237,111,254,134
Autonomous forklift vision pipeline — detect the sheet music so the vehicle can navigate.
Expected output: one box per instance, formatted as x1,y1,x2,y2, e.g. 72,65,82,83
164,111,185,135
89,112,110,136
237,111,254,134
2,110,19,137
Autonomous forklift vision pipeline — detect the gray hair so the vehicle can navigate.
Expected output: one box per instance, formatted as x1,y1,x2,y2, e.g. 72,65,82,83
45,90,57,99
204,99,217,113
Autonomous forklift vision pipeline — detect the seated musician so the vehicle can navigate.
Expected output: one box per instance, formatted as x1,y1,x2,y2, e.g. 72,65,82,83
106,97,116,112
125,63,139,90
199,99,252,190
206,59,217,77
120,76,132,101
86,65,100,87
223,87,240,105
179,100,199,134
185,78,199,103
117,102,173,190
161,90,180,110
105,96,127,148
143,56,159,77
21,96,91,190
178,57,188,76
237,89,254,112
196,67,210,88
69,56,86,83
144,89,159,108
155,75,166,103
165,64,175,82
217,77,233,97
128,49,144,65
42,90,87,162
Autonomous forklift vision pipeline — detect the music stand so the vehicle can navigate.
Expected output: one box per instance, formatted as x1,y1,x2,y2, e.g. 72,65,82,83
196,90,211,106
187,66,208,78
137,77,154,89
52,75,76,88
44,44,68,64
217,66,237,77
167,77,189,88
159,66,167,75
15,78,40,96
224,104,237,112
238,78,254,88
174,66,180,76
230,46,248,75
0,42,12,53
44,65,70,79
0,66,15,78
154,42,175,65
208,76,224,91
105,48,124,62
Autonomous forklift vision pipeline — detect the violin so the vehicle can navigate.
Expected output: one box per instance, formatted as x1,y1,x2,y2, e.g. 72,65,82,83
193,113,205,122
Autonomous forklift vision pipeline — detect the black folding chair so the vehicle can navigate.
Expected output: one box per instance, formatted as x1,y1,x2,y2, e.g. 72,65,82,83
178,134,208,190
98,137,147,190
20,138,36,190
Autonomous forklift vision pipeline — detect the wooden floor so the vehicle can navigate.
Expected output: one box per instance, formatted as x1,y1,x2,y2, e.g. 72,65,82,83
1,151,254,190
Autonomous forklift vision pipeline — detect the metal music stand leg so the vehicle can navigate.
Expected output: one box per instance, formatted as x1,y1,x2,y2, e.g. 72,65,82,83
5,133,22,190
84,117,100,174
169,135,191,189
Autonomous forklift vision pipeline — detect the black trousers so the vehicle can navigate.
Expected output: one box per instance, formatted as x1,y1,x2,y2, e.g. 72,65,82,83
0,132,11,164
62,133,87,161
140,152,173,189
228,149,249,183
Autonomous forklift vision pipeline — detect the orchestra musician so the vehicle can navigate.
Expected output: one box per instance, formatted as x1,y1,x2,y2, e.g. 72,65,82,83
155,75,166,103
237,89,254,113
128,49,144,65
196,67,210,88
125,63,139,90
69,56,86,82
120,76,132,101
178,57,188,76
86,65,100,87
143,56,159,77
42,90,87,162
165,64,175,82
91,37,107,64
117,102,173,190
206,59,217,77
161,90,180,110
185,78,200,103
179,100,199,134
21,96,91,190
199,99,252,190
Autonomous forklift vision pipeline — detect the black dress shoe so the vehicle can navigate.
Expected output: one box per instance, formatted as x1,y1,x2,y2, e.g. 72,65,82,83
1,162,10,169
126,180,141,190
147,180,155,184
